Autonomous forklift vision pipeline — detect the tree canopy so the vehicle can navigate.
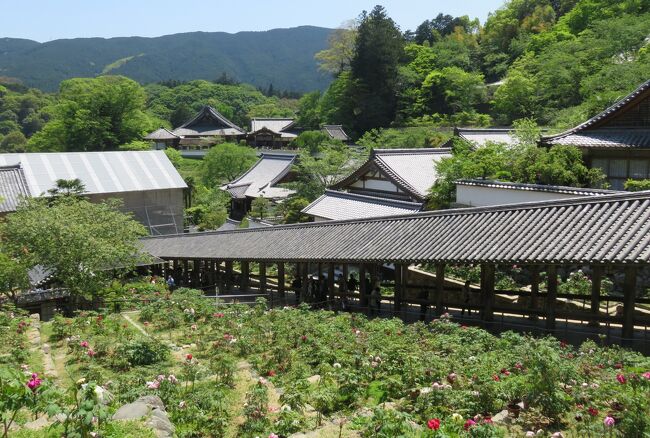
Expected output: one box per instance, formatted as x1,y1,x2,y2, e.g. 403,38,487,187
201,142,258,186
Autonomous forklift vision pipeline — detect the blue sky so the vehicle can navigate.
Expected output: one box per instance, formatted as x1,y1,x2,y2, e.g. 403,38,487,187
5,0,505,42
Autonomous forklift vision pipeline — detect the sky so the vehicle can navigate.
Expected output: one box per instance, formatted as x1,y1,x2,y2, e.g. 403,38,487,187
3,0,505,42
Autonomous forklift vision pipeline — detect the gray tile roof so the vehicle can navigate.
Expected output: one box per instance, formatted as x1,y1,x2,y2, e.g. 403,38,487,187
222,153,297,199
250,118,297,137
0,165,30,213
0,151,187,197
456,128,516,146
144,127,179,141
542,79,650,148
322,125,350,141
172,105,245,137
456,179,618,196
332,148,452,201
141,190,650,265
302,190,423,221
543,129,650,148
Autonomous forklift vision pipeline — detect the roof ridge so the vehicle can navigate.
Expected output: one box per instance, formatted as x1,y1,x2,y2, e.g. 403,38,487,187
372,147,452,155
455,179,618,194
144,189,650,242
322,189,423,207
542,79,650,142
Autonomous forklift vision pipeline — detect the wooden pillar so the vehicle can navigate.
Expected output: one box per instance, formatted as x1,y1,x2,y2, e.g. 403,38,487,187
546,265,558,331
435,263,445,315
327,264,335,301
481,264,495,322
342,264,349,299
240,261,250,292
394,264,403,312
529,266,540,320
259,262,267,294
589,266,602,327
216,262,224,294
622,266,637,342
225,261,233,293
182,259,189,286
359,265,368,307
301,262,309,303
277,262,285,298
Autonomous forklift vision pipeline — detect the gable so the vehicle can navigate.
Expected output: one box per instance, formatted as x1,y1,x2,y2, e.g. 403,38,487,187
604,93,650,128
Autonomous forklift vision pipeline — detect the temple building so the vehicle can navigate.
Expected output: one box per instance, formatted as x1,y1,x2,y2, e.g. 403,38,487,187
302,148,451,221
221,152,297,220
144,106,246,152
322,125,351,143
0,151,187,235
246,118,300,148
541,79,650,190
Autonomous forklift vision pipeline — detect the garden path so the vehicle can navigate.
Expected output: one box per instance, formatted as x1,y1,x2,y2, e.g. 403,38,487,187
121,311,149,337
26,317,58,380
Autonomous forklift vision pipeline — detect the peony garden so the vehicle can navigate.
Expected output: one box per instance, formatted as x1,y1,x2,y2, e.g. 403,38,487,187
1,283,649,438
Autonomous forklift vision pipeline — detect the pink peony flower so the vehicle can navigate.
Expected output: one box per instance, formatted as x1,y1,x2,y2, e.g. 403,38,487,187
616,374,626,384
588,407,598,416
427,418,441,430
464,419,476,430
447,373,457,384
146,380,160,390
87,348,96,357
168,374,178,384
604,416,615,427
26,374,41,392
492,374,500,381
80,340,89,348
269,434,279,438
213,312,225,318
186,353,193,361
642,372,650,380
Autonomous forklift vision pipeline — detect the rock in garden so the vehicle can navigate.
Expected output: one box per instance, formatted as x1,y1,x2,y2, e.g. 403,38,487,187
113,395,174,438
307,374,321,384
42,343,50,354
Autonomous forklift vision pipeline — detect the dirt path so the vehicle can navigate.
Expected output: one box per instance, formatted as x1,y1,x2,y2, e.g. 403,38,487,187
121,312,149,337
225,361,256,438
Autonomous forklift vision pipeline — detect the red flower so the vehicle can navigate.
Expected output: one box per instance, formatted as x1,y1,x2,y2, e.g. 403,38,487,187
492,374,500,382
301,335,307,341
614,363,623,369
588,407,598,416
80,340,89,349
213,312,225,318
514,362,523,370
427,418,441,430
560,340,568,349
267,370,276,377
87,348,96,357
616,374,626,384
464,419,476,430
186,354,193,361
483,417,493,424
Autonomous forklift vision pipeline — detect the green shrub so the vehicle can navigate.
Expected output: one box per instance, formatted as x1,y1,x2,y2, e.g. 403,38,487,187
115,339,169,367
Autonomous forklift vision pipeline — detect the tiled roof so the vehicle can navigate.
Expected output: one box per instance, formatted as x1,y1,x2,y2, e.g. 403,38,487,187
302,190,423,221
222,153,297,199
141,190,650,265
456,179,618,196
0,165,30,213
455,128,516,146
322,125,350,141
250,118,296,134
542,79,650,148
332,148,452,201
0,151,187,197
543,129,650,148
172,105,245,137
144,127,179,141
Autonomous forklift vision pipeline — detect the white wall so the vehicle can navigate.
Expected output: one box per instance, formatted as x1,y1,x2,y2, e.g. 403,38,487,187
456,185,592,207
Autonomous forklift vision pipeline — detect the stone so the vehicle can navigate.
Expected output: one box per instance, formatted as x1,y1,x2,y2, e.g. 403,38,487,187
492,409,511,424
42,344,50,354
307,374,321,384
30,313,40,322
23,415,51,430
113,396,173,438
113,401,151,420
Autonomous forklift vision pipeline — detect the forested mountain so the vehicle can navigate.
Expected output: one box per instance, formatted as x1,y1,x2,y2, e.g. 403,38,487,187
0,26,332,92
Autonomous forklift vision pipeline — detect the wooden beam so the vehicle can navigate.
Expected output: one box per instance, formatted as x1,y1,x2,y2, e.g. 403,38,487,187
359,265,368,308
224,261,233,293
589,266,602,327
481,264,495,322
622,266,637,342
259,262,267,294
435,263,445,315
342,264,349,300
394,264,403,312
529,266,540,320
546,265,558,331
301,262,309,303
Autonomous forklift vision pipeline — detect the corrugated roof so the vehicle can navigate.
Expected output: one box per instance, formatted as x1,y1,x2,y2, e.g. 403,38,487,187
0,165,30,213
0,151,187,197
456,179,618,196
542,79,650,148
144,128,179,141
302,190,423,221
141,190,650,265
322,125,350,141
332,148,452,201
222,153,297,199
172,105,245,137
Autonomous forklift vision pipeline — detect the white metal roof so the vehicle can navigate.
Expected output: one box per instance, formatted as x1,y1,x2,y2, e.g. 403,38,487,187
302,190,423,221
222,153,297,199
0,151,187,197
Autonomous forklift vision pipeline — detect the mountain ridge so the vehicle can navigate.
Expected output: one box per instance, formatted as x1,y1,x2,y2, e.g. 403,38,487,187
0,26,333,92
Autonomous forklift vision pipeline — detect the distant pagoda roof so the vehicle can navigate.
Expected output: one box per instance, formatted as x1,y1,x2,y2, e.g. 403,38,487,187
541,79,650,149
173,105,245,137
144,127,179,141
322,125,350,141
249,118,299,139
221,152,297,200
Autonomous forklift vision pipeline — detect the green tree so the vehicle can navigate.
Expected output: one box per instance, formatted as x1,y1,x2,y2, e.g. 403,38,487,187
348,6,405,136
0,131,27,152
295,92,322,130
28,76,156,152
0,251,29,303
250,196,272,220
419,67,487,114
46,178,86,198
170,103,194,128
2,196,148,305
201,143,258,186
164,148,183,169
315,21,358,75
